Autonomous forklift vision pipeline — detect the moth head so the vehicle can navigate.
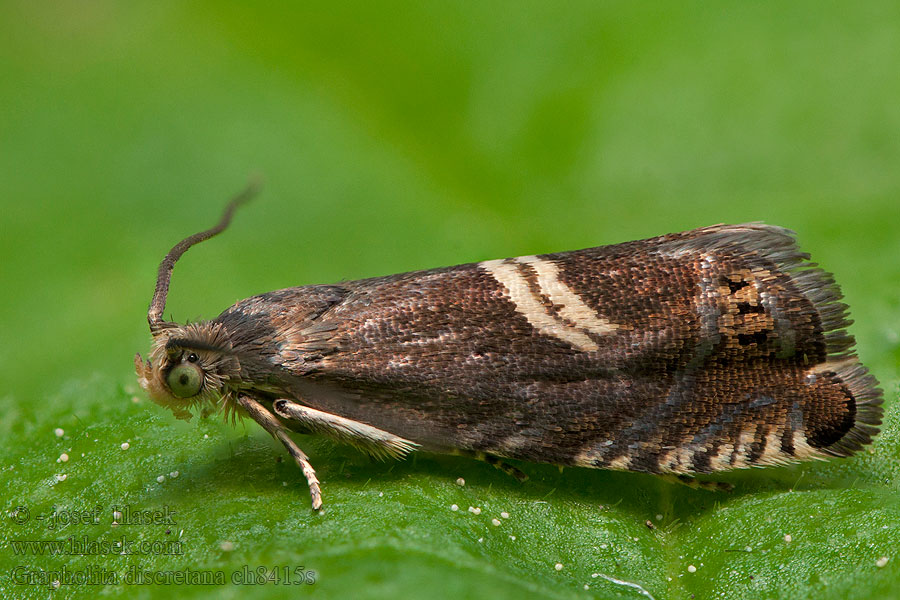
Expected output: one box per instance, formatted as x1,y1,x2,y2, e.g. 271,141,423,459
135,322,240,420
137,181,259,420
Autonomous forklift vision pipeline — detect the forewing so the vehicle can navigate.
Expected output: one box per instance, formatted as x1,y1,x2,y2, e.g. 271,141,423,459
227,224,882,473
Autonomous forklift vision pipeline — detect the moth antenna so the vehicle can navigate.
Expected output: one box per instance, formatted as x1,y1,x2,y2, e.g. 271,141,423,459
148,178,262,334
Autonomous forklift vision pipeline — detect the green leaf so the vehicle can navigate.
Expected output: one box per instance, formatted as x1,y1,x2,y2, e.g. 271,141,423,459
2,1,899,599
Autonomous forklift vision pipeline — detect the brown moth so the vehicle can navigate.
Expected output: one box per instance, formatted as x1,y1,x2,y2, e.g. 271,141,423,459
136,185,882,509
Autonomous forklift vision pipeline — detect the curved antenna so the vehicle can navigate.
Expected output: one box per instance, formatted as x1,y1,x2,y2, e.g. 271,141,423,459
148,179,262,334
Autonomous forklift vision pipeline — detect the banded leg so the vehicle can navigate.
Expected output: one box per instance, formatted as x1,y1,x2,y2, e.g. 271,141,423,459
662,474,733,492
237,395,323,510
455,449,529,482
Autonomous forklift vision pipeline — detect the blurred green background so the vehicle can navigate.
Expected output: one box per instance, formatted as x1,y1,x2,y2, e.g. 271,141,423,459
1,2,899,599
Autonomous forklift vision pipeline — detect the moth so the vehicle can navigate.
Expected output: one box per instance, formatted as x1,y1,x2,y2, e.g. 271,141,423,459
136,185,882,509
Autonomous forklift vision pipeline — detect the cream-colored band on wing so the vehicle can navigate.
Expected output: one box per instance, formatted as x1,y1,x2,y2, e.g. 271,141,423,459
480,256,616,352
481,259,599,351
515,255,617,335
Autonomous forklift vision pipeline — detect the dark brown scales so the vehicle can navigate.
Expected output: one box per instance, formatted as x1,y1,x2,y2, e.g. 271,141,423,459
139,213,883,508
213,224,881,474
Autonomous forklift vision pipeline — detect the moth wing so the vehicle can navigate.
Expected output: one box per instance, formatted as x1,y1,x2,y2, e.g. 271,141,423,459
225,225,881,474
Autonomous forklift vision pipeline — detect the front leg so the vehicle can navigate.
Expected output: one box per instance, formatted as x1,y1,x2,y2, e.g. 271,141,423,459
237,395,323,510
272,398,418,460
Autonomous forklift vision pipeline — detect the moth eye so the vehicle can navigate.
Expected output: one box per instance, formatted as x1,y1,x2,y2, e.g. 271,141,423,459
166,363,203,398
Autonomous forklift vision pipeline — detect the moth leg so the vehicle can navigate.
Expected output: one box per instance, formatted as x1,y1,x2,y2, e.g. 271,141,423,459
456,449,528,482
237,395,323,510
272,398,419,461
661,474,733,492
